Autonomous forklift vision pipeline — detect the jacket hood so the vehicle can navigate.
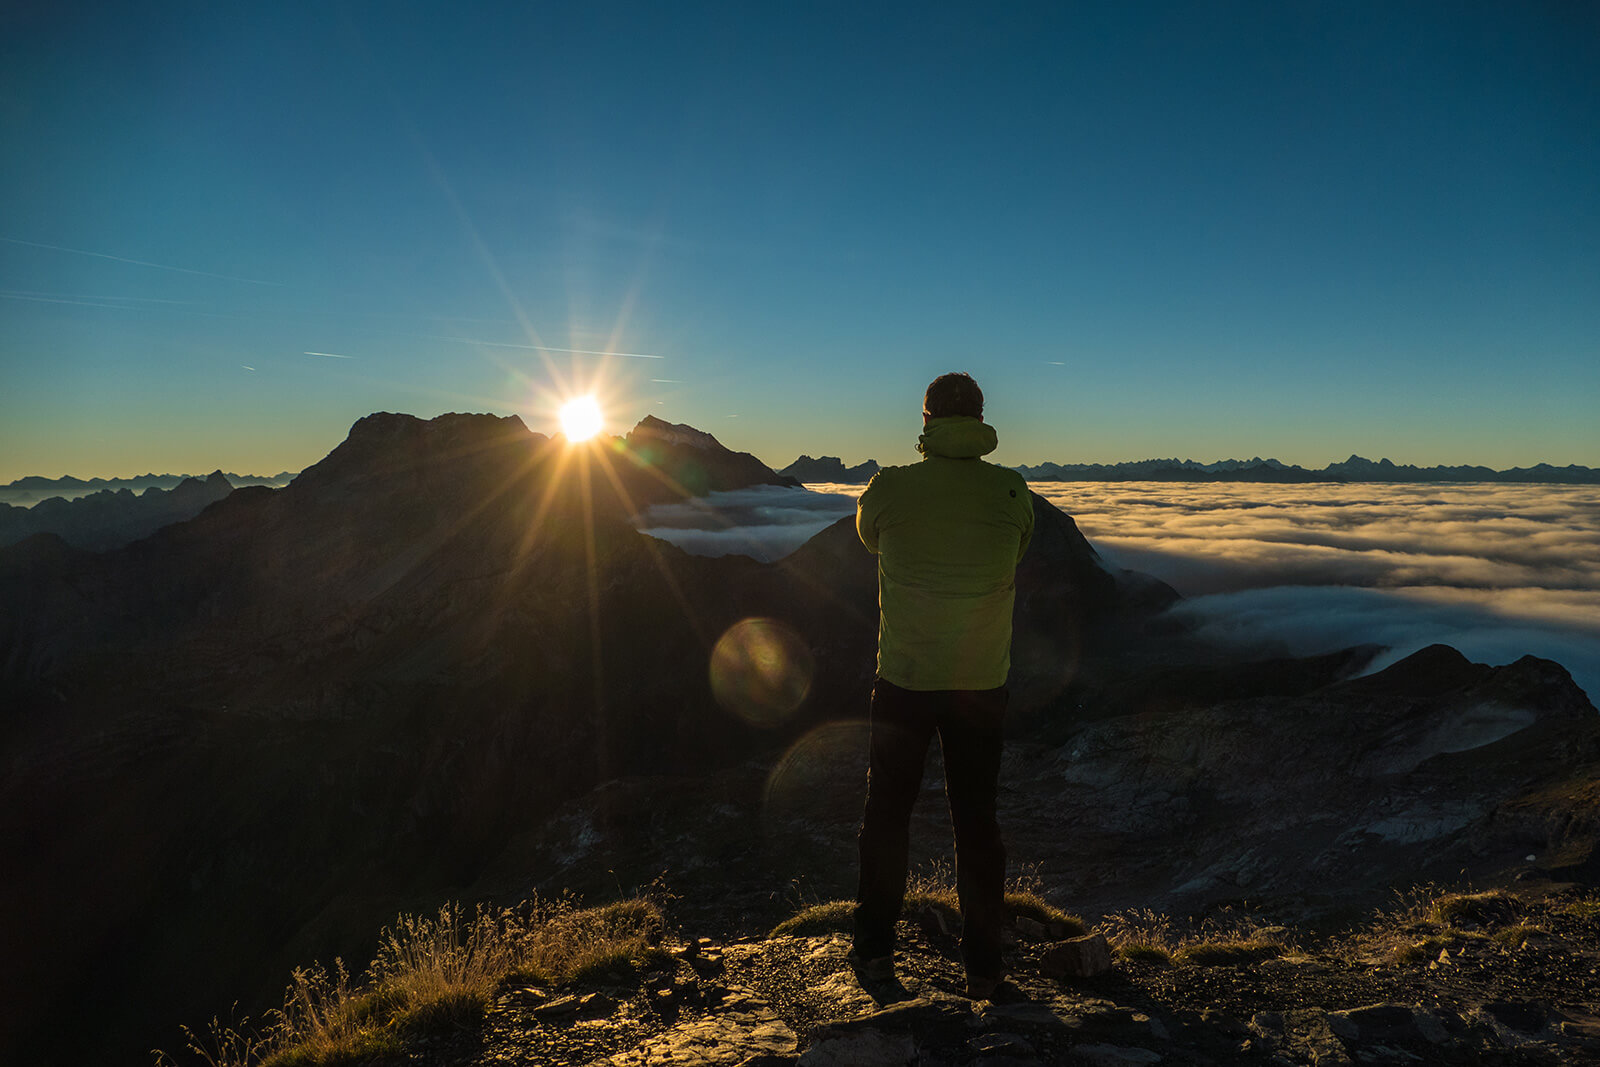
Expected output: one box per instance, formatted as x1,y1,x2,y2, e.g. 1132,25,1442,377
916,416,998,460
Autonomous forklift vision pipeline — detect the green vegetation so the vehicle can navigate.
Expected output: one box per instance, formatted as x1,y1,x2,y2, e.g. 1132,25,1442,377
157,896,665,1067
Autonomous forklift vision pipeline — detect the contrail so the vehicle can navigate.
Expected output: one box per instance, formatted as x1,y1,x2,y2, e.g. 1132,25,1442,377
433,335,664,359
1,237,283,286
304,350,357,359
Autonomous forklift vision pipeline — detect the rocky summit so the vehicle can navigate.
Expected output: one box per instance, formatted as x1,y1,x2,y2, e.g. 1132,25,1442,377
2,411,1597,1067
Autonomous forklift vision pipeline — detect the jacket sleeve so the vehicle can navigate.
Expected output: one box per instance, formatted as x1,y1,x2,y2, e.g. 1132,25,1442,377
1015,484,1035,563
856,473,885,554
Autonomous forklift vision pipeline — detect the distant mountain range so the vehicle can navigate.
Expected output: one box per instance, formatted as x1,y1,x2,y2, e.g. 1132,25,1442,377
0,470,295,506
782,453,1600,485
0,472,242,551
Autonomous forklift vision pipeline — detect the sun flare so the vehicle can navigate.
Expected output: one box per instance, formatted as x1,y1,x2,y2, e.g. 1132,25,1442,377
558,395,604,442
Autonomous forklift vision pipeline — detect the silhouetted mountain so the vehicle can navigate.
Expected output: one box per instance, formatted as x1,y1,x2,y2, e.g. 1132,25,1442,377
624,415,800,500
1,411,1593,1066
0,470,293,506
1323,454,1600,483
0,471,236,550
778,455,881,483
1015,455,1600,483
1016,460,1343,483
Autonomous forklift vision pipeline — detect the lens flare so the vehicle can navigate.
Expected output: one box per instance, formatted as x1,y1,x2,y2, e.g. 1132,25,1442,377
708,617,815,726
559,395,603,441
762,721,870,834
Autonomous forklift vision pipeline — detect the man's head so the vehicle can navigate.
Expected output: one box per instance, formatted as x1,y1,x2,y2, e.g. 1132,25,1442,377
923,372,984,422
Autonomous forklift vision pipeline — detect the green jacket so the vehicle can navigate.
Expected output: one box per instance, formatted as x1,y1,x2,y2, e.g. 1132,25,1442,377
856,416,1035,691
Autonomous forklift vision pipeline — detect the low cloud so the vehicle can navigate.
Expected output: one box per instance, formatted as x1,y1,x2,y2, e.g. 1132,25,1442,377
1165,585,1600,706
635,480,1600,701
635,485,855,563
1036,482,1600,702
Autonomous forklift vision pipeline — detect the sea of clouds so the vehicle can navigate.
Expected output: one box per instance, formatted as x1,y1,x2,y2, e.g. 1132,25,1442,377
636,481,1600,702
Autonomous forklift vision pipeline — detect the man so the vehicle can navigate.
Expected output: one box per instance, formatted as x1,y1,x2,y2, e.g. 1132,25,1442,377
851,371,1035,1000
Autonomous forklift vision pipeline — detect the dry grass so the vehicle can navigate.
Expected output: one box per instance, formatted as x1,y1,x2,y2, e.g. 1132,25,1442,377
1004,889,1086,936
1429,889,1515,927
1559,897,1600,920
1174,940,1285,966
1490,923,1545,947
1095,906,1291,968
771,900,854,938
156,896,664,1067
1338,884,1534,967
769,865,1084,940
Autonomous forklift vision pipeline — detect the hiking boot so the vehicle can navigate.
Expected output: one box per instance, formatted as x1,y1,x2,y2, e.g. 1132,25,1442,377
847,950,894,982
965,973,1007,1001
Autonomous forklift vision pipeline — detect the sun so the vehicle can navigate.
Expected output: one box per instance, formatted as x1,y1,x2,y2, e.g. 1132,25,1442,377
558,395,604,442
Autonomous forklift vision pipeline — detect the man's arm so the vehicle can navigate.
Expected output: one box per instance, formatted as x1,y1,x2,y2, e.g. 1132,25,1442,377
856,473,885,554
1016,486,1034,562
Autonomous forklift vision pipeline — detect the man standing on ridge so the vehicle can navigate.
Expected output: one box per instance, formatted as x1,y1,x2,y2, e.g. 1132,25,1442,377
851,372,1035,1001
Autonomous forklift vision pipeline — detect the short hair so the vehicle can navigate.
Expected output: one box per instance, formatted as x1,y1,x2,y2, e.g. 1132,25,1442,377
923,372,984,419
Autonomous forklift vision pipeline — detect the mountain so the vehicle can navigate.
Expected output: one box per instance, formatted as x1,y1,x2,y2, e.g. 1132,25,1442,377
779,455,881,483
0,470,294,506
1014,455,1600,484
1015,460,1343,483
0,471,237,550
1323,454,1600,484
624,415,801,500
2,411,1593,1066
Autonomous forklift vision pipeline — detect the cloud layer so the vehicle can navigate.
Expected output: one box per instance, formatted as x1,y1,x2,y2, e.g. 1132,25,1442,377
639,481,1600,702
1033,482,1600,702
634,485,855,563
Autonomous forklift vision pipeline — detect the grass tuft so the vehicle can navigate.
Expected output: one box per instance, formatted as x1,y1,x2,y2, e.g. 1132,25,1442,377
1429,890,1515,928
1005,890,1087,936
771,900,854,938
1491,923,1544,947
1559,897,1600,920
1096,906,1294,968
156,895,665,1067
1174,939,1285,966
1116,943,1174,965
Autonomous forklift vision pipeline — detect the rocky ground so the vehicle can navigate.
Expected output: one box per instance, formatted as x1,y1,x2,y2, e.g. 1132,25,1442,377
390,881,1600,1067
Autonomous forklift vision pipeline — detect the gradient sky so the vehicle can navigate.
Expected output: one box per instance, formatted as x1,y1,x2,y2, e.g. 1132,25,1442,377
2,2,1597,481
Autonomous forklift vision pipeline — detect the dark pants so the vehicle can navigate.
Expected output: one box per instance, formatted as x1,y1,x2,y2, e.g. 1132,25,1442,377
853,678,1008,979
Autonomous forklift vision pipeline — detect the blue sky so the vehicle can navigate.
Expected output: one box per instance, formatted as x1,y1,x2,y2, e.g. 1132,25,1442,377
2,1,1596,480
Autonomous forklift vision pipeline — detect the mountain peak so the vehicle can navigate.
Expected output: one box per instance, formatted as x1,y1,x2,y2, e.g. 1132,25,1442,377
627,415,726,453
296,411,536,493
